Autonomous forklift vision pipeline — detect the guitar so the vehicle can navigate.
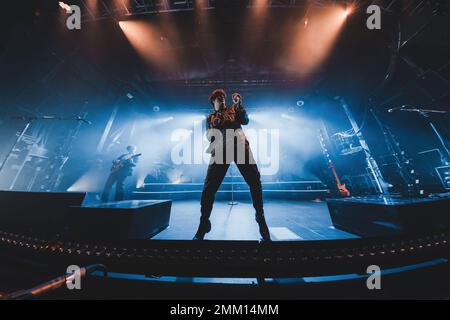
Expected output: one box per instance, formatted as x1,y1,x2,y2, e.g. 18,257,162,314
328,159,351,197
318,130,350,197
111,153,142,174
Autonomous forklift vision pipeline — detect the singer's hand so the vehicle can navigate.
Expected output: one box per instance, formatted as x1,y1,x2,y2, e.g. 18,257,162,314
232,93,242,106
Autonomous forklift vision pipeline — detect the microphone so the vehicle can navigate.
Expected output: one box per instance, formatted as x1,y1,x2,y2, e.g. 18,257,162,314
388,105,406,113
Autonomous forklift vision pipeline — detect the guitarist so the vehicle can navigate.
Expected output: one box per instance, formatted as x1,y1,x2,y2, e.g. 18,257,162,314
101,145,139,202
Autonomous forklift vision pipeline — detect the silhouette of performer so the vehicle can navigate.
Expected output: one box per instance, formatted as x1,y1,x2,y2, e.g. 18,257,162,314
101,145,139,202
193,89,271,241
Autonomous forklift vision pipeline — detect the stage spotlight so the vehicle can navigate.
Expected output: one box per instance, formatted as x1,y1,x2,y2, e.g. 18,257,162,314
343,5,355,18
58,1,71,13
118,20,177,72
281,6,352,76
167,168,185,184
67,170,104,192
136,175,146,189
303,18,309,28
242,0,269,51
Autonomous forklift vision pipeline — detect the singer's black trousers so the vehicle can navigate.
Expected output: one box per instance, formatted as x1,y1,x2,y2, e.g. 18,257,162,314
200,144,264,220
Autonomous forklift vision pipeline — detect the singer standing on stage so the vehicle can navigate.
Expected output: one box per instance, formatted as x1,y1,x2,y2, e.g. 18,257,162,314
193,89,271,241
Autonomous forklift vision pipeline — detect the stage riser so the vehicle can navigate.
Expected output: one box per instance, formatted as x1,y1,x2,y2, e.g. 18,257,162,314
0,191,172,240
68,200,172,240
135,180,328,200
0,191,86,235
139,181,326,192
327,195,450,237
133,191,327,201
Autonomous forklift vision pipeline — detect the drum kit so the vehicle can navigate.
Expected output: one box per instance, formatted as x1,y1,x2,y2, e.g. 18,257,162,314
146,161,176,183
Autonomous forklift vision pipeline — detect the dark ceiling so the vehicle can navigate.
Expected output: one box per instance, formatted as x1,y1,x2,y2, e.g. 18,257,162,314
0,0,449,115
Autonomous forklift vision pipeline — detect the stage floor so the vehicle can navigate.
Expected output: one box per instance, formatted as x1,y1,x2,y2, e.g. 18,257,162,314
154,199,358,241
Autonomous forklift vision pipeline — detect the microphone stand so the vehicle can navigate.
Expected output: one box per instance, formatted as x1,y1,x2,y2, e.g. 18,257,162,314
0,115,91,178
397,107,450,163
228,164,238,206
229,99,243,206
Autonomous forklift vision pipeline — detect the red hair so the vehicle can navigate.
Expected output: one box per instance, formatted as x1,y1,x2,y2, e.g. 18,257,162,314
209,89,226,105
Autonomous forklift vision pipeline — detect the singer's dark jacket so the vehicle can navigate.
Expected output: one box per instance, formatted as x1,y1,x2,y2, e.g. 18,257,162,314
207,104,249,130
205,104,249,156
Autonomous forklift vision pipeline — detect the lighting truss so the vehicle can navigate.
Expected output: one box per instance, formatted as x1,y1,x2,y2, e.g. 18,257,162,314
74,0,360,22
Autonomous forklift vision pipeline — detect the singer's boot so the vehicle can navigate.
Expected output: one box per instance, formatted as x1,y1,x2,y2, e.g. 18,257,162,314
192,217,211,240
255,212,271,242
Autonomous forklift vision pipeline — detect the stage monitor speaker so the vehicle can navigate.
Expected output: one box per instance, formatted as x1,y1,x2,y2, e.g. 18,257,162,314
68,200,172,240
327,195,450,237
0,191,86,234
